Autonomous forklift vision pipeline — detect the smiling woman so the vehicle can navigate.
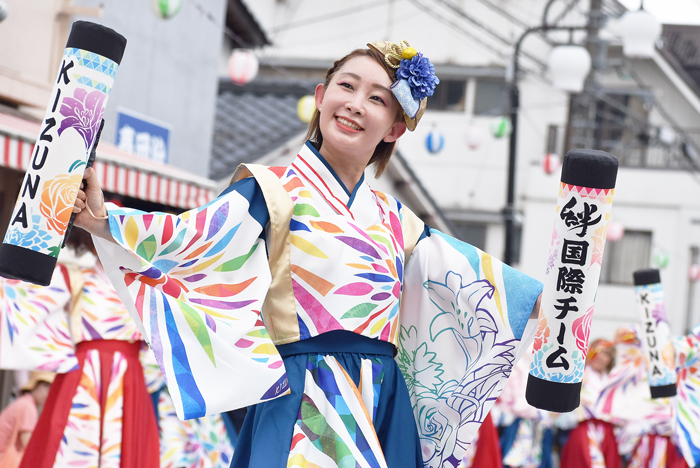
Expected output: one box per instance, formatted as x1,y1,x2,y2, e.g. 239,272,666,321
73,40,543,468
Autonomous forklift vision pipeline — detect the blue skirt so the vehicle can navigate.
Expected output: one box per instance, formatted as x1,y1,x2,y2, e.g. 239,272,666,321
230,331,424,467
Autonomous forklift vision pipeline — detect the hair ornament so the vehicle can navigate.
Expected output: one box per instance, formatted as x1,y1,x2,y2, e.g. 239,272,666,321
587,338,614,362
367,40,439,131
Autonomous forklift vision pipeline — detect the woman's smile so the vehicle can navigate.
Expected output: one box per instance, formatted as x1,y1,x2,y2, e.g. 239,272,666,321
335,116,363,132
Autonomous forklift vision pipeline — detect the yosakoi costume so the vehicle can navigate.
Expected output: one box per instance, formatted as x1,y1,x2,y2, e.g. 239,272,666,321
672,325,700,468
1,259,236,468
459,413,503,468
560,341,621,468
0,261,161,468
594,330,684,468
93,140,543,468
494,350,552,468
141,349,235,468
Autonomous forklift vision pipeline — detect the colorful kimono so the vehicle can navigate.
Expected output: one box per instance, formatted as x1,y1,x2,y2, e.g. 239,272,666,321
3,261,161,468
93,141,543,467
673,325,700,467
595,332,682,468
141,347,235,467
493,350,550,468
1,259,235,467
559,365,622,468
0,267,78,374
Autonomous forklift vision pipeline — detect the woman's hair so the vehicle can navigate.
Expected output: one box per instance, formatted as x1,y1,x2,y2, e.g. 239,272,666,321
304,47,403,177
587,338,616,372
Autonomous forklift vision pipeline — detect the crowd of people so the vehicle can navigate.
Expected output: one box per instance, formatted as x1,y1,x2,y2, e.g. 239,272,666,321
461,329,700,468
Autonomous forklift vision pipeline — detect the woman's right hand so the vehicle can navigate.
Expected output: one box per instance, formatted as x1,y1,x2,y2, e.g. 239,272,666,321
72,167,113,241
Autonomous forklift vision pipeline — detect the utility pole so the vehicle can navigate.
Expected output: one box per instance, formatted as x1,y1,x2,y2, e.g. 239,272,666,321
565,0,604,152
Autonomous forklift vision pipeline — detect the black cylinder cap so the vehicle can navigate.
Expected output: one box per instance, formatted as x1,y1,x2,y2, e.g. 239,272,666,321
561,149,619,190
634,268,661,286
66,20,127,64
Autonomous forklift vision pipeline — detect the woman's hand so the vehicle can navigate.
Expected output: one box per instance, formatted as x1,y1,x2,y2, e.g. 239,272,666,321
72,167,113,241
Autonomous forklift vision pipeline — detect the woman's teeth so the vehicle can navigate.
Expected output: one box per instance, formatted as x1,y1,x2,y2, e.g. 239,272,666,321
336,117,362,130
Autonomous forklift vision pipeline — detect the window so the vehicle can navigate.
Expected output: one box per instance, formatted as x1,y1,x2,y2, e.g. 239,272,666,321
599,230,652,285
426,79,466,111
473,79,507,116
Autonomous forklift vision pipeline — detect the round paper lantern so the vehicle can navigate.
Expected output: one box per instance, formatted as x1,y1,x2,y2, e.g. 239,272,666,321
653,250,670,269
464,124,485,150
151,0,182,19
548,45,592,93
690,264,700,282
425,129,445,154
297,95,316,123
228,50,259,86
0,1,8,22
490,117,512,139
606,221,625,242
543,153,562,175
619,9,661,58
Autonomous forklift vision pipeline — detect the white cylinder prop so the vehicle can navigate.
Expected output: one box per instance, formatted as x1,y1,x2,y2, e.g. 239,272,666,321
526,149,618,412
634,269,677,398
0,21,126,286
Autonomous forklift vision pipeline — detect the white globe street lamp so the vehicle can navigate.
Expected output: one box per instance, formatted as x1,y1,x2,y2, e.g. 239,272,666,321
619,9,662,58
547,45,592,93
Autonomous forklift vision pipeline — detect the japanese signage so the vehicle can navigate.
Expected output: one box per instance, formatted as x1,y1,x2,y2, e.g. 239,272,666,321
634,269,677,398
115,108,170,164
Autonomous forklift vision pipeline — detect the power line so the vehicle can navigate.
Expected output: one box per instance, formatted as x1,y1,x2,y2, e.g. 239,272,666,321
427,0,548,70
269,0,396,33
405,0,510,63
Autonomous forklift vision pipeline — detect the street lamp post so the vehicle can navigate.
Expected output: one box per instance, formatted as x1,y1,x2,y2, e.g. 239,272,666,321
502,0,660,266
504,0,582,265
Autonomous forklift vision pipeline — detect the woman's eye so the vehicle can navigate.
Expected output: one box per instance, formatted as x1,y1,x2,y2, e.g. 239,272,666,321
371,96,385,104
339,82,353,90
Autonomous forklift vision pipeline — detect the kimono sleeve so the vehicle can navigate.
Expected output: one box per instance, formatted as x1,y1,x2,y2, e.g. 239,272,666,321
93,179,289,420
673,326,700,467
397,226,542,467
0,265,78,373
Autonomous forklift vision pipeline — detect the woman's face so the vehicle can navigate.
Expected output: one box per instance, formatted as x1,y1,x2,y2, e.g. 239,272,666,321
589,348,613,373
315,55,406,166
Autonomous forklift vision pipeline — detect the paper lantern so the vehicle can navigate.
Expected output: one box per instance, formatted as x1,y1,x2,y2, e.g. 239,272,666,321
606,221,625,242
228,50,259,86
297,95,316,123
689,264,700,282
490,117,512,139
425,129,445,154
653,250,670,269
464,124,485,150
543,153,561,175
619,9,661,58
0,1,8,22
548,45,592,93
151,0,182,19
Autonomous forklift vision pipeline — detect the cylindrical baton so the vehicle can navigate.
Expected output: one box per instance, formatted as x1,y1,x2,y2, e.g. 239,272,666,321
0,21,126,286
633,268,677,398
526,149,618,412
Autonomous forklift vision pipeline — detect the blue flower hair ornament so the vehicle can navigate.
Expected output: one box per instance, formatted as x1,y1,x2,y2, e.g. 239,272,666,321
368,40,440,131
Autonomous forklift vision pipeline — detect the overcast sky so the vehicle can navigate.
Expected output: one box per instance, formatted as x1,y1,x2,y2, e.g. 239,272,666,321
619,0,700,24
